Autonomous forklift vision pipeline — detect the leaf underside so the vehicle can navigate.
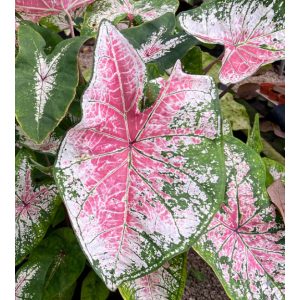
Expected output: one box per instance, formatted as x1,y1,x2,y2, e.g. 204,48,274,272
179,0,285,84
193,136,285,300
55,21,225,290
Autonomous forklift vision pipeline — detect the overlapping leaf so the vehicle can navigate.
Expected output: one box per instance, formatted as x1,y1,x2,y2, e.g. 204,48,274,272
15,150,60,264
263,157,285,187
194,136,285,299
15,228,86,299
16,0,95,21
16,24,87,144
179,0,285,84
82,0,179,37
119,253,187,300
54,21,225,290
122,13,198,70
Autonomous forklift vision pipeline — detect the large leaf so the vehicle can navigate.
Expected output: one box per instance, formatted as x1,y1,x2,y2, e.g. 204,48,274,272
15,149,60,264
178,0,285,84
82,0,179,37
54,21,225,290
122,13,198,70
16,0,94,21
119,253,187,300
15,228,86,299
193,136,285,299
15,24,87,144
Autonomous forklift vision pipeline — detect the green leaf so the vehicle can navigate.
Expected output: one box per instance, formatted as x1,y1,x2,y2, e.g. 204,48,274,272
81,270,110,300
51,204,66,227
15,149,61,265
202,52,221,84
82,0,179,37
247,114,263,154
263,157,285,187
181,46,202,75
15,228,86,299
16,24,88,144
122,13,197,70
119,253,187,300
220,93,250,131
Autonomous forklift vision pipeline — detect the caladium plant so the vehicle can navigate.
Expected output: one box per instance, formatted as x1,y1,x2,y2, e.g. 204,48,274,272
178,0,285,84
15,0,285,299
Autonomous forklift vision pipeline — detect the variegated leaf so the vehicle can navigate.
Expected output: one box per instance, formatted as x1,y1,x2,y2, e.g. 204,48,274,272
54,21,225,290
193,136,285,299
15,228,86,299
16,0,95,22
122,13,198,70
15,150,60,265
179,0,285,84
82,0,179,37
15,24,88,144
247,114,264,154
119,253,187,300
263,157,285,187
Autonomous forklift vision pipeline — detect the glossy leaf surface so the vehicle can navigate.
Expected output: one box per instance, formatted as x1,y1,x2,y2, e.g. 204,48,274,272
194,136,285,299
55,21,225,290
119,253,187,300
15,228,86,299
122,13,197,70
179,0,285,84
82,0,179,37
16,25,87,144
15,150,60,264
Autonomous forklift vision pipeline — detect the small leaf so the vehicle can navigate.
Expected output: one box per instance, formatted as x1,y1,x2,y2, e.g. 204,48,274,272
82,0,179,37
263,157,285,187
54,21,225,290
16,0,95,21
16,228,86,299
119,253,187,300
16,24,88,144
193,136,285,299
181,46,203,75
122,13,197,70
267,179,285,222
15,149,60,265
247,114,263,154
179,0,285,84
81,270,110,300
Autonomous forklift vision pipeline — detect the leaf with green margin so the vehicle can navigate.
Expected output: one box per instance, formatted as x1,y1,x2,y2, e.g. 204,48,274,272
82,0,179,37
263,157,285,187
54,21,225,290
15,24,88,144
193,136,285,300
15,149,60,265
122,13,197,70
81,270,110,300
247,114,264,154
119,253,187,300
220,93,250,131
181,46,203,75
15,228,86,299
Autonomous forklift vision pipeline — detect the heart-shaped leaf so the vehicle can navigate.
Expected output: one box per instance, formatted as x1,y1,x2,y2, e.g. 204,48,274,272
82,0,179,37
15,228,86,299
16,24,88,144
178,0,285,84
54,21,225,290
119,253,187,300
122,13,198,70
193,136,285,299
16,0,95,21
15,149,60,264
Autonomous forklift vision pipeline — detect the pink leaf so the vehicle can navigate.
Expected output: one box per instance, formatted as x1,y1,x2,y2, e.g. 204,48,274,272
179,0,285,84
55,21,224,290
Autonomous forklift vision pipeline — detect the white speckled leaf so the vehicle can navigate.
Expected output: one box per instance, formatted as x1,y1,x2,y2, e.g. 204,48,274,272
15,24,88,144
119,253,187,300
179,0,285,84
263,157,285,187
193,136,285,299
54,21,225,290
82,0,179,37
122,13,198,70
15,150,60,265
